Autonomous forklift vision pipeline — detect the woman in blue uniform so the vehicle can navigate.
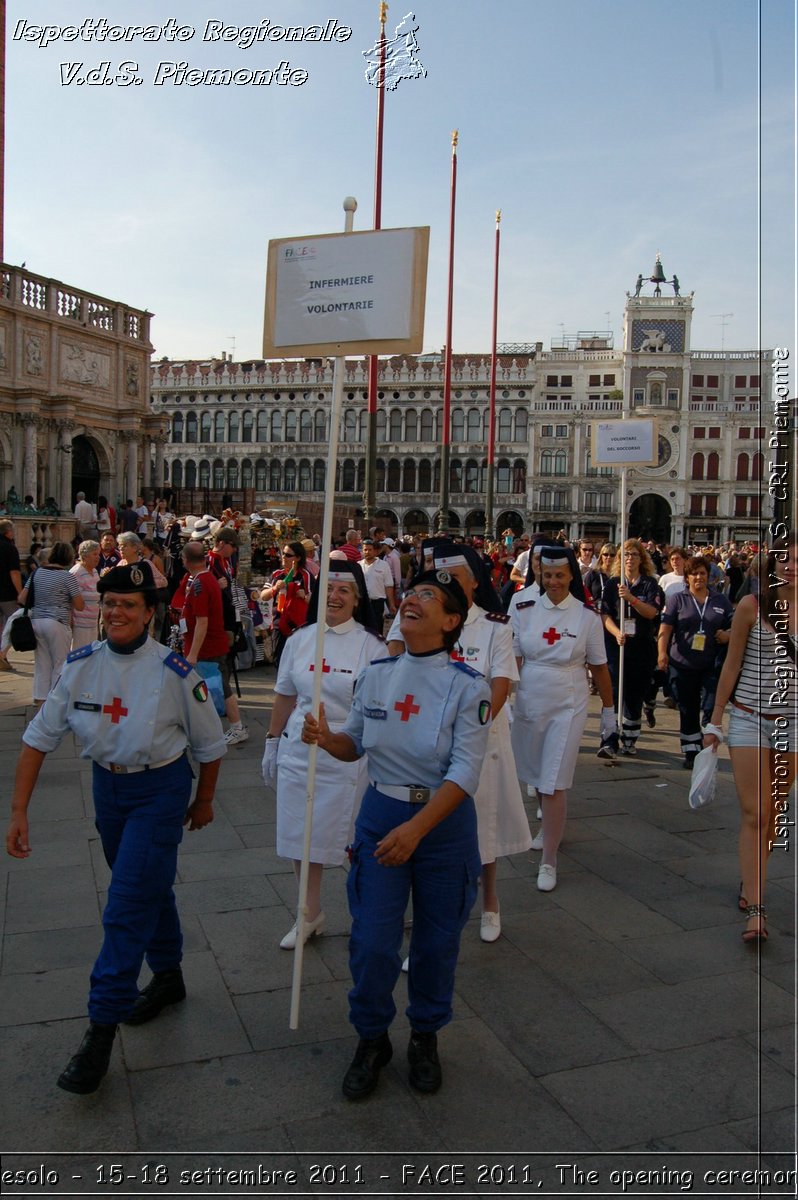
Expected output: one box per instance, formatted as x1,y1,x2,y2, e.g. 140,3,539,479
6,561,226,1095
303,569,492,1100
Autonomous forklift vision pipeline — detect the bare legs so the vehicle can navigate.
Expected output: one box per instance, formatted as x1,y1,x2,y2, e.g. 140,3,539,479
292,859,323,921
540,789,567,867
730,745,797,937
481,860,499,914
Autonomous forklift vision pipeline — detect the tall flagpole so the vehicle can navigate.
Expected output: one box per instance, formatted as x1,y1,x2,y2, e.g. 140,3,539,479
363,1,388,531
290,196,357,1030
436,130,458,534
485,210,501,539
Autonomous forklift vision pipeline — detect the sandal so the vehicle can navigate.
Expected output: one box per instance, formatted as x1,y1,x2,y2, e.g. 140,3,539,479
741,904,768,943
737,881,747,912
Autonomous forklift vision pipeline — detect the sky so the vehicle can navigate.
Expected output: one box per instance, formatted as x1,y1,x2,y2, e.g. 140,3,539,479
6,0,795,370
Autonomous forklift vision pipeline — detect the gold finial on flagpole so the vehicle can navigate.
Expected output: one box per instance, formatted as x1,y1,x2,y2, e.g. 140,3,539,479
379,2,388,27
496,209,501,226
452,129,459,150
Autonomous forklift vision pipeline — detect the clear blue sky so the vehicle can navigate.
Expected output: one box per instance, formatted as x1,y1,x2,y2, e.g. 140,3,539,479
6,0,795,367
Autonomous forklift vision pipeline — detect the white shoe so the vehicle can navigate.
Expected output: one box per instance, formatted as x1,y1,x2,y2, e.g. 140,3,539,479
279,911,325,950
401,955,409,973
480,910,501,943
536,804,542,820
537,864,557,892
530,828,544,851
224,724,250,746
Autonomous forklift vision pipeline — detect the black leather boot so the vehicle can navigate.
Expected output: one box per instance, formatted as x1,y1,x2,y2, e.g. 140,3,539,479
407,1030,442,1093
124,968,186,1026
342,1033,393,1100
57,1022,117,1094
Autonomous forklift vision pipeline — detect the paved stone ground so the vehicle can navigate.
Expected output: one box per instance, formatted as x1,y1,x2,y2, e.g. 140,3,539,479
0,649,795,1195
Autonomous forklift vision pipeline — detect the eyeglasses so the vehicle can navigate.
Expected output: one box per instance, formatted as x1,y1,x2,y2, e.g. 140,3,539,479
624,552,641,559
403,588,442,604
581,546,594,553
282,551,296,558
600,552,613,558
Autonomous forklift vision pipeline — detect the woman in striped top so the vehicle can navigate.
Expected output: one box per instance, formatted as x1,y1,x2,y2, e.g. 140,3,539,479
704,533,798,943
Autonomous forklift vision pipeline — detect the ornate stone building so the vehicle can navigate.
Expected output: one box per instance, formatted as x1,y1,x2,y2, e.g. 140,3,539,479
152,271,772,545
0,265,157,519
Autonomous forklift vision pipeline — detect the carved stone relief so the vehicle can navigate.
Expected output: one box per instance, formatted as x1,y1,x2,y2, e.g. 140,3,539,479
60,341,111,388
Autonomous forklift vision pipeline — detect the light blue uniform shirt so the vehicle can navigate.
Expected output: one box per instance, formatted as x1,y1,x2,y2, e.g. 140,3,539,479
23,638,226,765
341,650,491,797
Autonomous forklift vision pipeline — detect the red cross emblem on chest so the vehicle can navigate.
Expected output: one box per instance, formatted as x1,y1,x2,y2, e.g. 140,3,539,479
309,659,331,673
542,627,561,645
450,647,465,662
103,697,129,724
394,693,421,721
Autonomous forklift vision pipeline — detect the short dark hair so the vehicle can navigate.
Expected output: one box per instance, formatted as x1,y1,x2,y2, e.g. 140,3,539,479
48,541,76,568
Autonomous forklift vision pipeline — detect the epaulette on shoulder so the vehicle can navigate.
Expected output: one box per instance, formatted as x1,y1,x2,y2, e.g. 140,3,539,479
451,659,484,679
370,653,398,665
485,610,510,624
164,650,193,678
515,599,536,610
66,642,98,664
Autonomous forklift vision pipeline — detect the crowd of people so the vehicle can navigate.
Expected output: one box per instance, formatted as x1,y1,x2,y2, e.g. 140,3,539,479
2,505,795,1102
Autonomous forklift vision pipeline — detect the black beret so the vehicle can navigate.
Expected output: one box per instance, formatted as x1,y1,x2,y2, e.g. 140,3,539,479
410,569,468,620
97,560,158,599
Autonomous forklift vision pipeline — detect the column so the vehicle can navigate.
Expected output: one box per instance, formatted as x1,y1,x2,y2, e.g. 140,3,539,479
142,431,152,489
154,434,167,492
125,433,138,498
22,416,38,501
45,421,58,503
58,420,75,513
115,436,126,506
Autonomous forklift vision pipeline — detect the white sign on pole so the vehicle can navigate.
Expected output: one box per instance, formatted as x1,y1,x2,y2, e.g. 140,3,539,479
591,418,658,466
264,226,429,357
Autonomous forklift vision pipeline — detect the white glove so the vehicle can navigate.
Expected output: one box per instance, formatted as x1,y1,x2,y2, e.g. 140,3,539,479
600,707,618,740
262,736,279,785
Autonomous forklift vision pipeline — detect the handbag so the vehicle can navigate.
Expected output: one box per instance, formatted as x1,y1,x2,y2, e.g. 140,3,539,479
9,579,37,652
193,660,226,717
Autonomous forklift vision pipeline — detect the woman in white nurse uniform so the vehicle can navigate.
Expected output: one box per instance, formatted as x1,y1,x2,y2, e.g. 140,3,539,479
262,560,385,948
510,545,615,893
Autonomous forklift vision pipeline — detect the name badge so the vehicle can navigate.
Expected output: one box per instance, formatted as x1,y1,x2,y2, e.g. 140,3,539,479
364,706,387,720
623,618,637,636
692,632,706,652
179,618,188,635
74,701,101,712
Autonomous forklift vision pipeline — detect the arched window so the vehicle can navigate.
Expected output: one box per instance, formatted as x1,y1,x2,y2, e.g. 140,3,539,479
341,458,356,491
284,410,296,442
692,452,705,480
498,407,512,440
496,459,511,493
284,459,297,490
213,458,225,489
227,459,239,488
751,452,763,481
228,412,240,443
451,408,465,442
376,410,387,441
269,461,281,491
214,412,226,442
449,458,463,492
420,409,434,441
403,460,417,491
271,410,282,441
736,452,749,481
242,411,254,443
466,408,481,442
513,459,526,493
465,458,480,492
405,409,418,442
514,409,528,441
255,459,267,490
172,413,183,443
376,458,386,491
387,458,401,490
315,410,326,441
313,460,325,490
358,409,369,441
199,459,210,488
171,459,183,487
298,459,311,491
299,410,313,441
554,450,567,475
356,459,365,491
185,412,197,443
256,411,269,441
418,459,432,491
241,458,254,488
706,451,719,480
540,450,553,475
200,412,212,442
389,409,402,441
343,408,357,441
185,460,197,488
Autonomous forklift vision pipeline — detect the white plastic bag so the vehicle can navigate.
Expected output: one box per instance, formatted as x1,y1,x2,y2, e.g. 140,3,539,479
688,745,718,810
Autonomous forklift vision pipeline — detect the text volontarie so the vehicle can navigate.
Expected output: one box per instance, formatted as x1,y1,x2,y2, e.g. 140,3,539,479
15,18,353,87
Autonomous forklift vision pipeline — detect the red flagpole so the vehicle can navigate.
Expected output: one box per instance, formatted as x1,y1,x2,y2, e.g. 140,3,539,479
363,2,388,532
485,210,501,539
436,130,458,534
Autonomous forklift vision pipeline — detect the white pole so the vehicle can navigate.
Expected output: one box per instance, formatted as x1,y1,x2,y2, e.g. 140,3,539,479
616,465,627,734
289,196,357,1030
